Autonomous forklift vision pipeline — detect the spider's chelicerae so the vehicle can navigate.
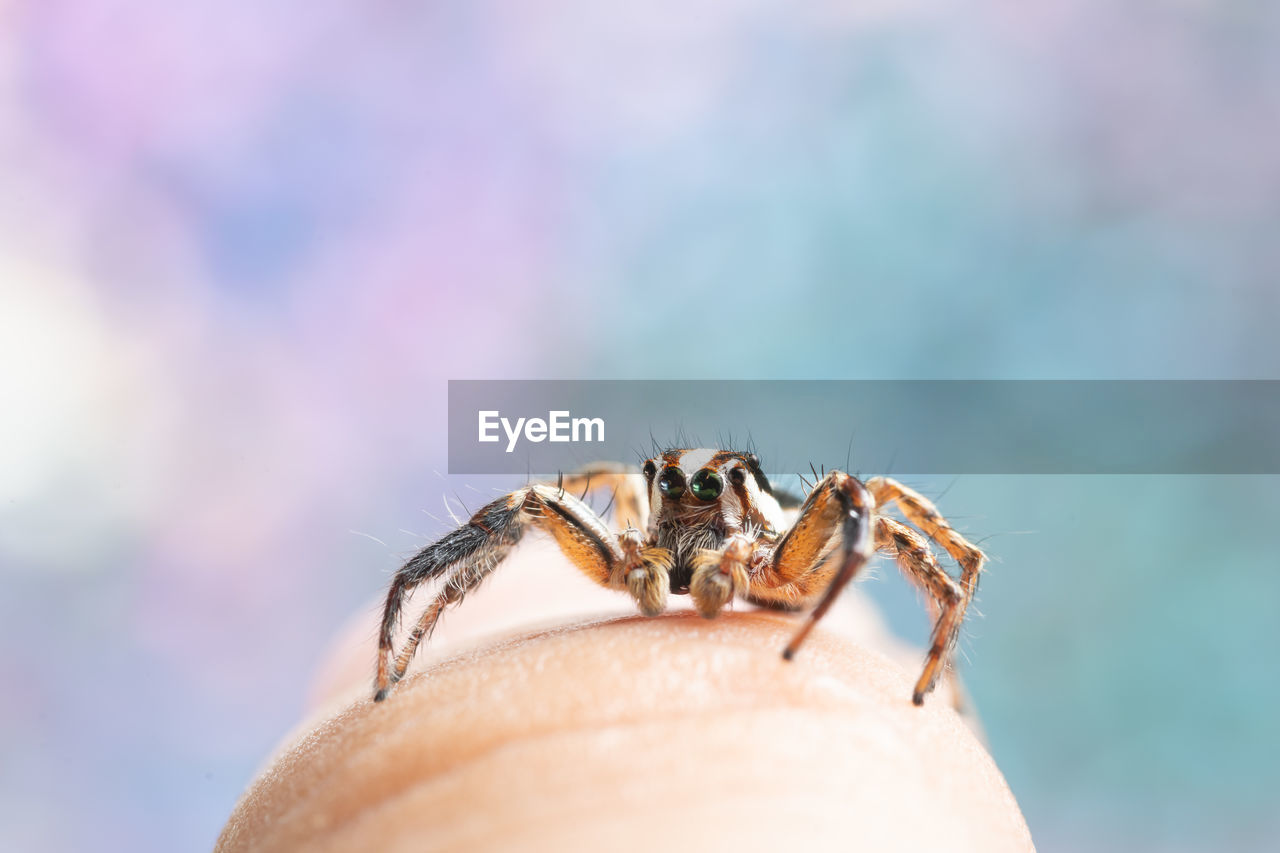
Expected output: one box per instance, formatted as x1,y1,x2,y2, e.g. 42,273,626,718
374,449,986,706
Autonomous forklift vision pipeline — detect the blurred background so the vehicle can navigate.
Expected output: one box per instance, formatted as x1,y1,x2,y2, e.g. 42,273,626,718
2,1,1278,850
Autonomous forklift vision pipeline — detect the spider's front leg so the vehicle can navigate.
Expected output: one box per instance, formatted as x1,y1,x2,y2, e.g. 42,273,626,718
374,484,669,702
738,471,876,648
775,472,876,660
739,472,875,609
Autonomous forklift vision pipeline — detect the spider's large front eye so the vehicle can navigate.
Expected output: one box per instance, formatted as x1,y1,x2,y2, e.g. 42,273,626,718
690,468,723,501
658,467,686,499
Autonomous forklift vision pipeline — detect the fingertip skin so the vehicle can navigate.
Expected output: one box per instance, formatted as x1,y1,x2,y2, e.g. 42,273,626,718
217,613,1035,853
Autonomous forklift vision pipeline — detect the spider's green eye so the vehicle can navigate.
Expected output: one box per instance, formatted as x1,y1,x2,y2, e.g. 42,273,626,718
658,468,686,499
690,468,723,501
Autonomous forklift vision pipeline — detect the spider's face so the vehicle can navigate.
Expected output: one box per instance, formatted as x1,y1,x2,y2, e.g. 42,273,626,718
641,448,779,531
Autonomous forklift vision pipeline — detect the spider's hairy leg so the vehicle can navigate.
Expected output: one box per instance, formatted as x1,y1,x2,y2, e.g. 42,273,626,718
744,471,870,611
866,477,985,602
876,516,967,706
374,485,621,702
779,473,874,661
558,462,649,532
388,580,463,691
689,533,753,619
375,495,521,701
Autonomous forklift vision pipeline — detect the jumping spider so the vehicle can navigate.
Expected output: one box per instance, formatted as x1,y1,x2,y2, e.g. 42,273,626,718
374,449,985,706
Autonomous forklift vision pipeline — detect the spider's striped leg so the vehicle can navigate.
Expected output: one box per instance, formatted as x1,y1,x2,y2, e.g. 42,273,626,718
375,498,517,701
742,471,873,612
739,471,875,652
375,485,626,702
558,462,649,532
387,578,465,691
866,477,986,603
780,476,874,660
876,516,968,706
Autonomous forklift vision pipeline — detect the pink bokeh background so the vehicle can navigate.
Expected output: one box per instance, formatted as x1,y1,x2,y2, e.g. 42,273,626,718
3,2,1279,851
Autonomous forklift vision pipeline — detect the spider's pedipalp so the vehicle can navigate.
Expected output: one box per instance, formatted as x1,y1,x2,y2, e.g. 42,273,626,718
617,527,672,616
689,534,753,619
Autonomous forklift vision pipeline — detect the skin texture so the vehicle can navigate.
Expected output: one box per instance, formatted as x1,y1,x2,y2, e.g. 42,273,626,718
217,539,1034,852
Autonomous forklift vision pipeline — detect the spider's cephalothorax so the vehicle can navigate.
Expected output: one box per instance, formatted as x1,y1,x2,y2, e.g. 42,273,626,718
374,449,986,707
643,449,781,594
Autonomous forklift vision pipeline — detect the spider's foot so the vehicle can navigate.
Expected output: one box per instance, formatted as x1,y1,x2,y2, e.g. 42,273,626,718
780,615,819,662
912,662,944,706
374,687,390,703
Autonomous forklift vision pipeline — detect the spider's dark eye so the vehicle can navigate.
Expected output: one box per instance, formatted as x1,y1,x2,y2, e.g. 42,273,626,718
728,467,747,486
690,468,723,501
642,460,657,479
658,467,686,499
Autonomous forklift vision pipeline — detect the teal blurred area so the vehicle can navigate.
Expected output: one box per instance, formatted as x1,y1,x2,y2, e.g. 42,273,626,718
1,1,1278,850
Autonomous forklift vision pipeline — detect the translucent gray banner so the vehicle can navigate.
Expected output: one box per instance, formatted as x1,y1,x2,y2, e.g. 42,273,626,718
447,380,1280,475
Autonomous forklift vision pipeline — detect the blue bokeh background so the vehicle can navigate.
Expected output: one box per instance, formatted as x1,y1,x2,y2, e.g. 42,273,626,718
2,2,1277,850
